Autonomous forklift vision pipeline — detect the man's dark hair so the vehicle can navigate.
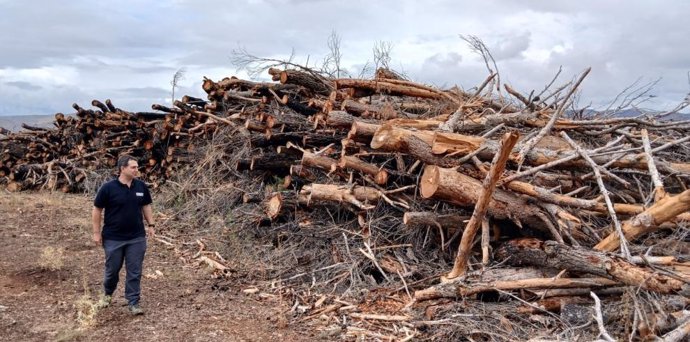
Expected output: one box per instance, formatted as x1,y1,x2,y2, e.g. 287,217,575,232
117,155,138,173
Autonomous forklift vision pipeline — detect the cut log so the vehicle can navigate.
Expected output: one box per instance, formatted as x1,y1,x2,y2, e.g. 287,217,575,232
338,155,388,184
273,69,332,96
371,125,484,156
335,79,452,100
340,99,398,119
290,165,316,181
325,110,358,128
298,183,381,210
594,189,690,252
369,127,461,168
402,212,469,229
496,238,690,296
242,192,263,204
250,153,296,173
300,151,339,173
420,165,546,229
266,193,283,220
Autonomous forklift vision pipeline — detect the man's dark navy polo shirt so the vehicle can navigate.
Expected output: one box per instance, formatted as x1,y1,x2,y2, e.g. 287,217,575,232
94,178,152,241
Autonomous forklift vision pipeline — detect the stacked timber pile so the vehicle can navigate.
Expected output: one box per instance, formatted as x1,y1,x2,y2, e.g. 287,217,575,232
0,97,222,192
3,65,690,340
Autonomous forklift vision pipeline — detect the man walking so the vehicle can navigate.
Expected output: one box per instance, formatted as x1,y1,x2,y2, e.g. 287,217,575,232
92,155,155,315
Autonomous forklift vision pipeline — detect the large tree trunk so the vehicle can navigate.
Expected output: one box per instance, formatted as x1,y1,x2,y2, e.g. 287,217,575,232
420,165,546,229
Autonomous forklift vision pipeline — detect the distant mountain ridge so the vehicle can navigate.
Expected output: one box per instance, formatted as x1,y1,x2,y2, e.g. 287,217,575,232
0,114,56,132
567,108,690,121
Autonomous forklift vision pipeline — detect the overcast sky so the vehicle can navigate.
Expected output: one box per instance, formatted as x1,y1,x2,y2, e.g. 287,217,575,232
1,0,688,116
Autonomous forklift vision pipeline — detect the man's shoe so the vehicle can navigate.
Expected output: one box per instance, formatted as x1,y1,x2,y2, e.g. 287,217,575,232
97,294,112,309
128,303,144,315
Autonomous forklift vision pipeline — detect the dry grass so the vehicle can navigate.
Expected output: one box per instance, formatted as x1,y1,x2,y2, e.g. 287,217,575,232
55,328,84,342
38,246,66,271
74,295,100,328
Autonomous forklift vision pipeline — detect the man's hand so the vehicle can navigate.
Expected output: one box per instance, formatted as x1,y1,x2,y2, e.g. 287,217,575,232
93,232,102,246
146,225,155,237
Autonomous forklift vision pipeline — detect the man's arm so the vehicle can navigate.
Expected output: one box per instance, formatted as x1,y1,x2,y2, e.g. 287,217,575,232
142,204,155,236
92,206,104,246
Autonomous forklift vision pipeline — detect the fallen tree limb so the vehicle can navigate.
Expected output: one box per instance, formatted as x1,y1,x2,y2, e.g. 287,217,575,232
446,131,519,279
414,276,618,301
594,189,690,252
496,238,690,296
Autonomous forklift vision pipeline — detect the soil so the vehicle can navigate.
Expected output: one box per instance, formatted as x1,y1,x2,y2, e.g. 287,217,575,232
0,192,307,342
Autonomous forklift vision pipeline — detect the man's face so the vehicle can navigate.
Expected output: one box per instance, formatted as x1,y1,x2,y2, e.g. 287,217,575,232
121,160,140,179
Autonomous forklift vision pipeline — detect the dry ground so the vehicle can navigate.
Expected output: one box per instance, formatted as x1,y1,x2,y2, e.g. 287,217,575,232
0,191,308,342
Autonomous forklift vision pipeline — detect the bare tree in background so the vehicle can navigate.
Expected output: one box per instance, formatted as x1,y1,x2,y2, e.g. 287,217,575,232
372,40,393,71
171,68,186,103
322,30,343,78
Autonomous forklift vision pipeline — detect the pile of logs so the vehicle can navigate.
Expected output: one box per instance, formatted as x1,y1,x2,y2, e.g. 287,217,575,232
3,64,690,340
0,97,226,192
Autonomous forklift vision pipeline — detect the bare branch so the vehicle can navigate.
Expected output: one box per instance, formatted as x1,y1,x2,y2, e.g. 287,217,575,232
322,30,344,78
170,67,186,103
461,35,501,96
372,41,393,71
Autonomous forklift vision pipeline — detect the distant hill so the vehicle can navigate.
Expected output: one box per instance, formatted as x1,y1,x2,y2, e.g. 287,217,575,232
567,108,690,121
0,114,57,132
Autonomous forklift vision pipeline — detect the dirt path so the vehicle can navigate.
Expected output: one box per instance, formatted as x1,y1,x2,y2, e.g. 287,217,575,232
0,192,305,342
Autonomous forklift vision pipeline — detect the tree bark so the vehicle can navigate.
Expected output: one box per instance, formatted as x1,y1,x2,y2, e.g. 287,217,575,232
282,70,332,95
414,276,617,301
335,79,452,100
420,165,546,228
402,212,469,229
595,190,690,251
298,183,381,210
447,132,519,279
496,238,690,296
338,155,388,184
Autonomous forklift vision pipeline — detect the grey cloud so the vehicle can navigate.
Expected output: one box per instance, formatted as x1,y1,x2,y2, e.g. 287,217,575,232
116,87,171,99
490,32,531,61
0,0,189,68
423,52,463,70
5,81,42,91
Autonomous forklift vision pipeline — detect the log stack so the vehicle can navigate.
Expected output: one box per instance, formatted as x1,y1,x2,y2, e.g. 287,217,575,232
2,65,690,340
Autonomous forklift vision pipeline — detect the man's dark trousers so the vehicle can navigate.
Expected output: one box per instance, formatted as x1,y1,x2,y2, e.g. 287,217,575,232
103,237,147,305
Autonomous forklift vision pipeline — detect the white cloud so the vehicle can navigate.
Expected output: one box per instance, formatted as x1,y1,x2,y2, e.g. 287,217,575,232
0,0,688,115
